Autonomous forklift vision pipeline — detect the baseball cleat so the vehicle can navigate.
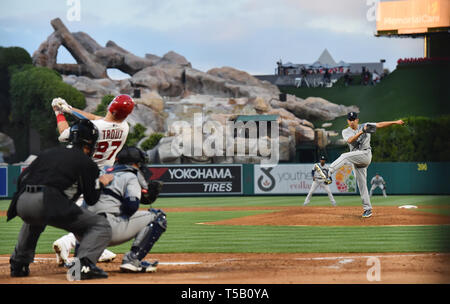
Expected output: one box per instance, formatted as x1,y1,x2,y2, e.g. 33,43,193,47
53,240,71,267
362,209,373,218
98,249,117,263
120,260,158,273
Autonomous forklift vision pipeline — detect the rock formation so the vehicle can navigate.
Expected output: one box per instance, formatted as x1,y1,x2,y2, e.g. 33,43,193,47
32,18,359,164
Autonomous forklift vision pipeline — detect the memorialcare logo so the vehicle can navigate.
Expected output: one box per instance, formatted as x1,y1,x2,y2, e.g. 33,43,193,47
258,167,276,192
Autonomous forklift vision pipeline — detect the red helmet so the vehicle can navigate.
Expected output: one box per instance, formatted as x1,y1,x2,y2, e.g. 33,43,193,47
108,94,135,120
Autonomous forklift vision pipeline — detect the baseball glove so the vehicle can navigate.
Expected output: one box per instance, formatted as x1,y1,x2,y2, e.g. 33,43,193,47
363,123,377,133
141,180,164,205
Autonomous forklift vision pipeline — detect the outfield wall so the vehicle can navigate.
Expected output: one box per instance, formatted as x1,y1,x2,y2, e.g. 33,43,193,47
1,162,449,199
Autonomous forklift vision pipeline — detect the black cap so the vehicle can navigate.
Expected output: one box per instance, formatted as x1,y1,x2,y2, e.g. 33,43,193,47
320,155,326,161
347,112,358,121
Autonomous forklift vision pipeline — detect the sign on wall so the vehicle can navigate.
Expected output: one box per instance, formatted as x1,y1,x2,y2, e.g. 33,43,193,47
147,164,243,195
254,164,356,194
0,166,7,197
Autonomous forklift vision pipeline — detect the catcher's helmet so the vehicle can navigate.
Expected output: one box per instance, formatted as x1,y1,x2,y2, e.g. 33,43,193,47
108,94,135,120
117,146,151,181
68,119,99,155
117,146,147,165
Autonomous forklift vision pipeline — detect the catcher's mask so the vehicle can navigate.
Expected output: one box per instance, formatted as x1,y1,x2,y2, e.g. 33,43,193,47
116,146,150,180
68,119,99,157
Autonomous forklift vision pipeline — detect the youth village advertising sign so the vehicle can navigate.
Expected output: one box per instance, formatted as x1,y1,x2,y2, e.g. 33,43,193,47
147,164,242,195
254,164,357,194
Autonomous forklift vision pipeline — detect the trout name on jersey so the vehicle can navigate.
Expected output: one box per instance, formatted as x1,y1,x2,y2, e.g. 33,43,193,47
102,129,124,140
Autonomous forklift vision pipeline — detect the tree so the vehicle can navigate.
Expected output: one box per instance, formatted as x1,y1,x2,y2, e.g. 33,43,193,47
140,133,164,151
93,94,115,116
9,65,86,159
0,46,32,130
371,115,450,162
126,123,147,147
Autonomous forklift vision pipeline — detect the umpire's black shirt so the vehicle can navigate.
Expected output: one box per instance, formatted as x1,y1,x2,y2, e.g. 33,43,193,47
7,146,103,222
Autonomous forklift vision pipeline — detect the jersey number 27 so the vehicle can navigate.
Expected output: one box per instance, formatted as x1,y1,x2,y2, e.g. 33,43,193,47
93,140,122,160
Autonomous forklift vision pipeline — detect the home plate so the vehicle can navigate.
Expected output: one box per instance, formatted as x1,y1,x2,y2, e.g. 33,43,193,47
399,205,418,209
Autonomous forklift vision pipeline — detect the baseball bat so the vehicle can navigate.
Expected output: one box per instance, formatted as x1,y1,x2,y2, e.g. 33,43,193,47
70,111,88,120
315,164,328,180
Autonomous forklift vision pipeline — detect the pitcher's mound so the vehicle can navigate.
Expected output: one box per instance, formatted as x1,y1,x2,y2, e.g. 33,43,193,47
205,206,450,226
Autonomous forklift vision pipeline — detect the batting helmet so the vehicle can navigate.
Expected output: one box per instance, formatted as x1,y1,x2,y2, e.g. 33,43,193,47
108,94,135,120
68,119,99,156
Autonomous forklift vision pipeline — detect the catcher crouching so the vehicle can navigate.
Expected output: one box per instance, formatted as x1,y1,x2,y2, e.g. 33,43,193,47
86,146,165,273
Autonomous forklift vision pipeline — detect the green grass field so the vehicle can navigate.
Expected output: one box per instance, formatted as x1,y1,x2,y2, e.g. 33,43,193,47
1,195,449,256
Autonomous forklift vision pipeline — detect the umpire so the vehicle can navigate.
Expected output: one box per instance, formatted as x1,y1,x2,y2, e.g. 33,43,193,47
7,119,114,280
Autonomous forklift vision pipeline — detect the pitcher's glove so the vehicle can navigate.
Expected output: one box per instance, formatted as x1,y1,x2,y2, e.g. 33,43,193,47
140,180,163,205
363,123,377,134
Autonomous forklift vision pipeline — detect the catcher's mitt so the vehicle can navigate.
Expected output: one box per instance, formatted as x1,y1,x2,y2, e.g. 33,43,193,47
141,180,164,205
363,123,377,133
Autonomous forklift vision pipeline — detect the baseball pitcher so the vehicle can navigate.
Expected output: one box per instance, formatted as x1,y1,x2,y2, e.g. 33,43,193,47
325,112,404,218
51,95,134,266
303,156,336,206
370,173,387,198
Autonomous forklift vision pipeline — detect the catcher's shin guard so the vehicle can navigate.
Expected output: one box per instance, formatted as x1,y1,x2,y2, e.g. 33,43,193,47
132,210,167,260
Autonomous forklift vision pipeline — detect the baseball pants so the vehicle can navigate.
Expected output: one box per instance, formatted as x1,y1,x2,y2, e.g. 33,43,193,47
304,180,336,206
11,191,112,265
370,184,387,197
329,149,372,211
52,197,85,255
105,211,157,246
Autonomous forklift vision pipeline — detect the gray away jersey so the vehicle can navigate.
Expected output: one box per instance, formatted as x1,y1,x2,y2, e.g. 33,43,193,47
371,176,385,185
342,123,376,151
88,168,148,216
313,163,329,180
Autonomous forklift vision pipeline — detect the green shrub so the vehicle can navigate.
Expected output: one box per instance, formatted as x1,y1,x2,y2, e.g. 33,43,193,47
126,123,147,147
0,47,32,129
9,66,86,151
371,115,450,162
140,132,164,151
93,94,115,116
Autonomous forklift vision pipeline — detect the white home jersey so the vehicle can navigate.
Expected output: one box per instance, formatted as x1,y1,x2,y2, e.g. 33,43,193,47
59,119,129,169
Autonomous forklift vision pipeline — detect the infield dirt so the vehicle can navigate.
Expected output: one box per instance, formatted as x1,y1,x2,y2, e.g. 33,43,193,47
1,205,449,284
